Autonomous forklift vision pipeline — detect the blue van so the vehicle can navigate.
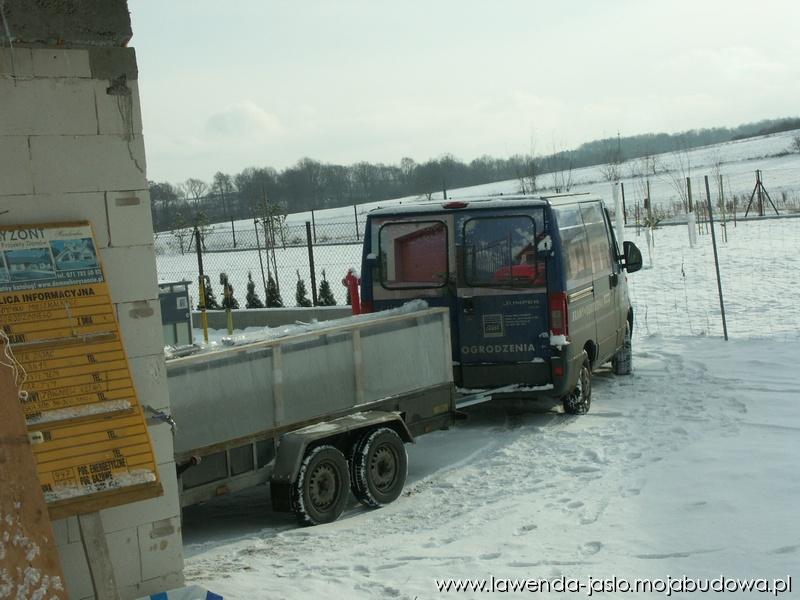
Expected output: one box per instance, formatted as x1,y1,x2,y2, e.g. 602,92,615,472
359,195,642,414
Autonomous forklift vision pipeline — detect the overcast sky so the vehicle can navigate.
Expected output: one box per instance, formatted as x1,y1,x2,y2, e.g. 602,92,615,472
129,0,800,183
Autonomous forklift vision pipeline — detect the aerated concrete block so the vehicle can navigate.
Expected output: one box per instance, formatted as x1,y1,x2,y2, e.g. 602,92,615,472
0,136,34,195
95,79,143,137
128,353,171,413
89,47,138,81
101,245,159,304
138,517,184,581
106,526,142,587
101,461,180,534
0,78,97,135
31,48,91,78
0,47,33,79
29,134,147,194
107,190,154,247
116,299,165,359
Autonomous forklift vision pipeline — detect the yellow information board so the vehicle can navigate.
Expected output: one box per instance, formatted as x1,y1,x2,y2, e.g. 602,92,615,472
0,222,162,520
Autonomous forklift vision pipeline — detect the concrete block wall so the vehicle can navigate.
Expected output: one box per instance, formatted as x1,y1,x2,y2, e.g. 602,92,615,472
0,43,185,599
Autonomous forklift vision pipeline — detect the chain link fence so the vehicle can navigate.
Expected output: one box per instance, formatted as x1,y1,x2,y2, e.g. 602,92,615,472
155,220,363,309
154,192,800,342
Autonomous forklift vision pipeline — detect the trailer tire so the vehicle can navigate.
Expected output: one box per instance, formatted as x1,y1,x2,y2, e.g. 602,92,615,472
612,322,633,375
292,445,350,526
562,351,592,415
350,427,408,508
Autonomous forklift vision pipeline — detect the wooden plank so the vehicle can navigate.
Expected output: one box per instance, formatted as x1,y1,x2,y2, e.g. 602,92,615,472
0,361,68,600
78,512,120,600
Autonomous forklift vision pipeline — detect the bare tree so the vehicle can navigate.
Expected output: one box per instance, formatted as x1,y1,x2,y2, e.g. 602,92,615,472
599,138,623,183
184,178,208,209
547,141,574,193
659,142,692,212
792,135,800,153
512,153,537,194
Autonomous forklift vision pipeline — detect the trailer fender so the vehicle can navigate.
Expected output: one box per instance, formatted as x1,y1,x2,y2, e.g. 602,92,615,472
270,411,413,512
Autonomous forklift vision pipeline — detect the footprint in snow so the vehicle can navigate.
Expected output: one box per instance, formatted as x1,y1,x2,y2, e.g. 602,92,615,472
582,541,603,555
767,544,800,555
480,552,501,560
513,523,538,536
567,500,584,509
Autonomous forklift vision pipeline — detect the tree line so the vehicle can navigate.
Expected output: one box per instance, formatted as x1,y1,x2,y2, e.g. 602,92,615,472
149,116,800,232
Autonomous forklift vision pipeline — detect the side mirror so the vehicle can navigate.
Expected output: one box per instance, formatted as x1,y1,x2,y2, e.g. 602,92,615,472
622,241,642,273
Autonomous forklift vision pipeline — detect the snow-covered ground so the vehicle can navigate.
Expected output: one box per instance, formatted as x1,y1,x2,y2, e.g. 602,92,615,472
178,213,800,598
182,336,799,599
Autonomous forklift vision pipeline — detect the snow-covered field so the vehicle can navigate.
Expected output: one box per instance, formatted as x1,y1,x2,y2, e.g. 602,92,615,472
203,129,800,232
178,213,800,597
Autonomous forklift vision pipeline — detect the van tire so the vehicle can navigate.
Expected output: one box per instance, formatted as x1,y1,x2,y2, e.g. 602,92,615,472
350,427,407,508
563,351,592,415
612,322,633,375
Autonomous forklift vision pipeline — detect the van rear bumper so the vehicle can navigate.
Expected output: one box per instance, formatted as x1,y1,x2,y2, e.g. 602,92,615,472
456,362,551,391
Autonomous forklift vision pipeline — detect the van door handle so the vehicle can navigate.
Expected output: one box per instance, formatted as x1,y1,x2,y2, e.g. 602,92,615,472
609,273,619,287
463,297,474,315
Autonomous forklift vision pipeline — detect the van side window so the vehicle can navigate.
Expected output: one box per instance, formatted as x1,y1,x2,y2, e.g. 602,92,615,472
553,205,592,289
580,203,613,275
379,221,448,288
463,216,540,287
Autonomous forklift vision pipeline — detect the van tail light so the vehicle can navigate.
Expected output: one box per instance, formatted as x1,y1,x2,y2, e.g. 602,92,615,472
549,292,569,337
361,299,373,314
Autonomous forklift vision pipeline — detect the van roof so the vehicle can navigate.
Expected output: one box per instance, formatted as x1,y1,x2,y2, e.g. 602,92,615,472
366,193,602,217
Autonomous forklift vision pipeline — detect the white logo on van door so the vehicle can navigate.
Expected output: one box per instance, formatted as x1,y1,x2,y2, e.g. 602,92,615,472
461,344,535,355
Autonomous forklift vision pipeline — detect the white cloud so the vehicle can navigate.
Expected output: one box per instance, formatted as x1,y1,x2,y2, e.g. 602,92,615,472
204,101,282,140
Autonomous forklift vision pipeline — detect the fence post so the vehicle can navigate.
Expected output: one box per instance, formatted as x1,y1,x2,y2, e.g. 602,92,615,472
612,183,624,246
620,181,627,224
704,175,728,341
353,205,360,240
311,209,317,243
194,227,209,343
686,176,696,248
253,219,269,306
306,221,318,306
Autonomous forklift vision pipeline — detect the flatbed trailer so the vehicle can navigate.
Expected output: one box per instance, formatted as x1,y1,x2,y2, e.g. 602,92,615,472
165,306,455,524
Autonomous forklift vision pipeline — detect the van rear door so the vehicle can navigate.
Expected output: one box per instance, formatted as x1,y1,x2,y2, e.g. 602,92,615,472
455,211,550,387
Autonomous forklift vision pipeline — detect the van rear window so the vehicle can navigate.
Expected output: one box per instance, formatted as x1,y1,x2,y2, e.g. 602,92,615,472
379,221,448,288
463,215,541,287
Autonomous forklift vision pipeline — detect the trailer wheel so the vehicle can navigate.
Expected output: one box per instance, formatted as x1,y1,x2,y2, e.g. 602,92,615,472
350,427,408,508
563,351,592,415
612,321,633,375
292,445,350,525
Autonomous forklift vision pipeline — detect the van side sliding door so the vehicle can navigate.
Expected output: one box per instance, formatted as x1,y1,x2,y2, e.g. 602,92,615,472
580,202,619,363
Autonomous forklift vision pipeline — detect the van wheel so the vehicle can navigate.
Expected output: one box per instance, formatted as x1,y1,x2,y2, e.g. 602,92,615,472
292,445,350,525
350,427,407,508
563,351,592,415
612,322,633,375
